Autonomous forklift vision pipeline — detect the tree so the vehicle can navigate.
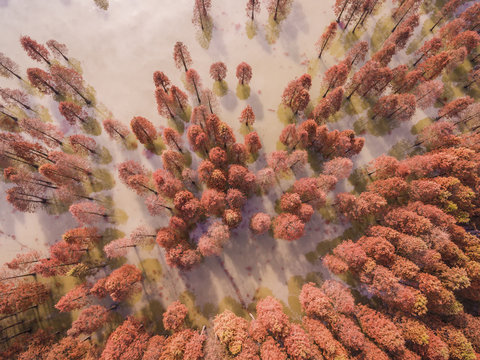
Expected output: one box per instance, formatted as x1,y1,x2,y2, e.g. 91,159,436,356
193,0,212,32
104,237,137,258
0,52,22,80
162,150,186,177
186,68,202,104
437,96,474,121
228,165,256,194
55,283,91,312
250,213,271,234
321,280,355,314
388,14,419,50
292,177,328,207
346,60,385,99
334,0,351,23
246,0,261,20
68,134,97,156
239,105,255,127
187,125,208,153
439,18,466,42
413,36,442,67
355,305,405,353
93,264,142,302
430,0,464,31
450,31,480,54
19,118,64,148
155,87,175,119
236,62,252,85
352,0,376,33
153,71,170,92
347,40,368,66
210,62,227,82
163,301,188,332
20,36,50,65
0,88,35,112
317,22,337,58
198,221,230,256
460,2,479,30
323,157,353,180
335,191,387,221
46,39,69,62
50,64,91,105
163,127,184,153
69,202,110,225
27,68,61,96
391,0,421,33
215,122,236,149
63,226,101,246
58,101,88,125
0,281,50,315
267,0,293,22
103,118,130,141
414,80,444,109
45,336,96,360
245,131,262,154
343,0,365,30
101,316,149,360
173,41,192,72
272,213,305,241
372,42,397,67
130,116,157,145
464,66,480,89
373,93,416,122
67,305,111,336
322,62,348,97
201,189,226,216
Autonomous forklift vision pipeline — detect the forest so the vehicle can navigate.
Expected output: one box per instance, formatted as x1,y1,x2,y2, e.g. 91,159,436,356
0,0,479,358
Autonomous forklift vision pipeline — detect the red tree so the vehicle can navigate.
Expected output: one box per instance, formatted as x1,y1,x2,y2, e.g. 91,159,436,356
46,39,69,62
245,131,262,154
93,264,142,302
420,51,451,80
267,0,293,22
236,62,252,85
210,62,227,82
347,40,369,66
437,96,474,121
317,22,337,58
67,305,111,336
19,118,64,148
130,116,157,145
272,213,305,241
173,41,192,72
246,0,261,20
414,80,444,109
186,68,203,104
163,301,188,332
69,201,110,225
193,0,212,32
413,36,442,67
239,105,255,127
430,0,464,31
27,68,61,96
373,93,416,122
0,52,22,80
101,316,149,360
322,62,349,97
58,101,88,125
20,36,50,65
103,118,131,141
50,64,91,105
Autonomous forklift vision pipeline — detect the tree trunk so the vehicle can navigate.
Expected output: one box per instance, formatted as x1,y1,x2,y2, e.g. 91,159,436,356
337,0,350,23
429,15,443,32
